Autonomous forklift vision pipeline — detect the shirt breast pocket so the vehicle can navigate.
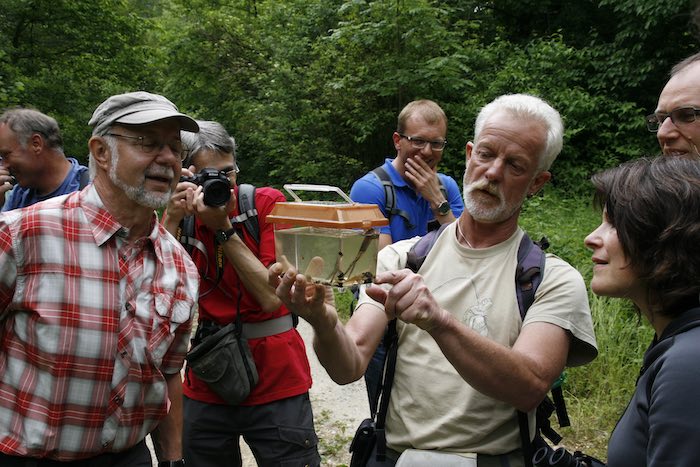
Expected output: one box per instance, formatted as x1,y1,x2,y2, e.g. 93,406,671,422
149,292,193,366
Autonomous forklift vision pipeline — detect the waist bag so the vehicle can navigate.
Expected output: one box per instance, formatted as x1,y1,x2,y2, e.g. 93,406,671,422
186,321,259,405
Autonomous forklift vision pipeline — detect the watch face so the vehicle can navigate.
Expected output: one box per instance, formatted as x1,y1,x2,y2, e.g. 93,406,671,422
216,227,237,244
215,230,229,244
438,201,450,215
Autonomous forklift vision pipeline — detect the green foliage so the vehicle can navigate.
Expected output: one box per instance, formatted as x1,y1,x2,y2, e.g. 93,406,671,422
148,0,699,194
0,0,163,162
520,189,598,271
334,287,355,322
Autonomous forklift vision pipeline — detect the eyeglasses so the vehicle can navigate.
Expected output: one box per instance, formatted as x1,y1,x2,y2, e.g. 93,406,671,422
224,164,240,176
645,107,700,132
398,133,447,151
106,133,186,160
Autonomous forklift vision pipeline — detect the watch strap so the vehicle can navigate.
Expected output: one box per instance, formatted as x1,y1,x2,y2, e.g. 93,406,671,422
158,460,185,467
436,200,450,216
215,227,237,244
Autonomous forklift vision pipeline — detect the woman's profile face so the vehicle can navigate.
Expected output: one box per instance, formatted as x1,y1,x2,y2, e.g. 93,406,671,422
584,211,645,304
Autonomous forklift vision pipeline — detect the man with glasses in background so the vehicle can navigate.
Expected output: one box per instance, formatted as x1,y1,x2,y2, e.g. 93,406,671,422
162,120,321,467
0,91,199,467
646,52,700,158
0,107,89,211
350,99,464,414
351,99,463,250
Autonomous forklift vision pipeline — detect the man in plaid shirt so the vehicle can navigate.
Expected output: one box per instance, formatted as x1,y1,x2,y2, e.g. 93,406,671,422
0,92,199,467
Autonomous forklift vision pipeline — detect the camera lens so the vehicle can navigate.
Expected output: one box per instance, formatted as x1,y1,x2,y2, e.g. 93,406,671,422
201,178,231,207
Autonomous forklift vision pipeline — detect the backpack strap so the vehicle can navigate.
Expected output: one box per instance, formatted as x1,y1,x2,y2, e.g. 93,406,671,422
231,183,259,244
373,318,398,462
436,175,448,203
515,233,547,319
177,215,206,257
405,221,451,273
371,166,414,230
513,234,562,467
78,168,90,189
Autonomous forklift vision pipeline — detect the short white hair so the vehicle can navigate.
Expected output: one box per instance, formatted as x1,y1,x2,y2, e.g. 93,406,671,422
474,94,564,171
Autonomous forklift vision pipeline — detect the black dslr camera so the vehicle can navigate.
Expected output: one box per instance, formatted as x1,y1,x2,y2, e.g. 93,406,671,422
179,168,231,207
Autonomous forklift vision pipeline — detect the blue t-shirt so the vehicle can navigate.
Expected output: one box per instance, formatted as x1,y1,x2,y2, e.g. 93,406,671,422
349,158,463,242
2,158,89,212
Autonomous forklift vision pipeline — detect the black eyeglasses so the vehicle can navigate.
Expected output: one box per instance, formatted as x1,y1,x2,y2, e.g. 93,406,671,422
398,133,447,151
106,133,185,160
645,107,700,132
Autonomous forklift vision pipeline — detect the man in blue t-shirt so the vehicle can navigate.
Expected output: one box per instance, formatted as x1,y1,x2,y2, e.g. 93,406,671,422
0,108,88,211
350,99,463,411
350,99,463,250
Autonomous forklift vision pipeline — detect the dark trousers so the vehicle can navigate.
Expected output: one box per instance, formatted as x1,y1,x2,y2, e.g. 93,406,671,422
183,393,321,467
0,440,151,467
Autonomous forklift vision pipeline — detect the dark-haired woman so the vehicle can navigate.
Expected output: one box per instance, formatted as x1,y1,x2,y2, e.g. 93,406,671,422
584,156,700,467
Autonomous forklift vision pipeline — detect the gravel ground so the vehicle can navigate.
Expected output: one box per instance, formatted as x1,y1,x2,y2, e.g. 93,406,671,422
149,319,369,466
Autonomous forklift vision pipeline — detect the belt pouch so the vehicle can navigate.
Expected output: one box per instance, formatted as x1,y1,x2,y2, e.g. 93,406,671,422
186,322,259,405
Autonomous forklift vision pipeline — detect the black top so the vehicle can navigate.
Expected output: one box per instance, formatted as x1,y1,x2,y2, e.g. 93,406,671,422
607,307,700,467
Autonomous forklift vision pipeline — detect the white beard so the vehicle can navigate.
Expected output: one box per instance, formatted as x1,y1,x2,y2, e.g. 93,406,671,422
107,140,173,209
462,172,525,223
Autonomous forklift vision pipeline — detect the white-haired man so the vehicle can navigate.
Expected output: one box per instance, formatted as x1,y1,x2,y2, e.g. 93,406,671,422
271,94,598,467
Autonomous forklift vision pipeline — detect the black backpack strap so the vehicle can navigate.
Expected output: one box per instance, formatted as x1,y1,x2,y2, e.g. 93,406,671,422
176,214,225,287
437,174,447,201
518,410,534,467
551,383,570,428
514,234,572,465
231,183,259,244
78,168,90,189
426,176,449,232
405,221,452,272
177,215,207,258
374,318,398,462
515,233,547,319
372,166,414,230
514,233,548,467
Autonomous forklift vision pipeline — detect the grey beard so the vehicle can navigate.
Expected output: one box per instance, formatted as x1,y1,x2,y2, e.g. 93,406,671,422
107,141,173,209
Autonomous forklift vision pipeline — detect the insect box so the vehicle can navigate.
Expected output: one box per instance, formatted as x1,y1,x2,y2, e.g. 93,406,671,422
267,184,388,287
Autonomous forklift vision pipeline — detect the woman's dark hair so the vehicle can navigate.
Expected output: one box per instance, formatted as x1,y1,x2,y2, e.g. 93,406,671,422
592,156,700,317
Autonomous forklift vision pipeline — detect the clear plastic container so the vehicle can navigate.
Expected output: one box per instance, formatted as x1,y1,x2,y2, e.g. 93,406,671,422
267,184,389,287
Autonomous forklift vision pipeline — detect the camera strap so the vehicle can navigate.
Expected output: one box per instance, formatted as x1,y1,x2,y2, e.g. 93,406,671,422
374,318,398,462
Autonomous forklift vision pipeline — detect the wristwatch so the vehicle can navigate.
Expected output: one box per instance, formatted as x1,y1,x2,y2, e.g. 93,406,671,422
435,200,450,216
158,460,185,467
214,227,237,244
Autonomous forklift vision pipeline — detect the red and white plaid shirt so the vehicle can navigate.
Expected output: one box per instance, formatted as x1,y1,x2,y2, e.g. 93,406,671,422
0,185,198,461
